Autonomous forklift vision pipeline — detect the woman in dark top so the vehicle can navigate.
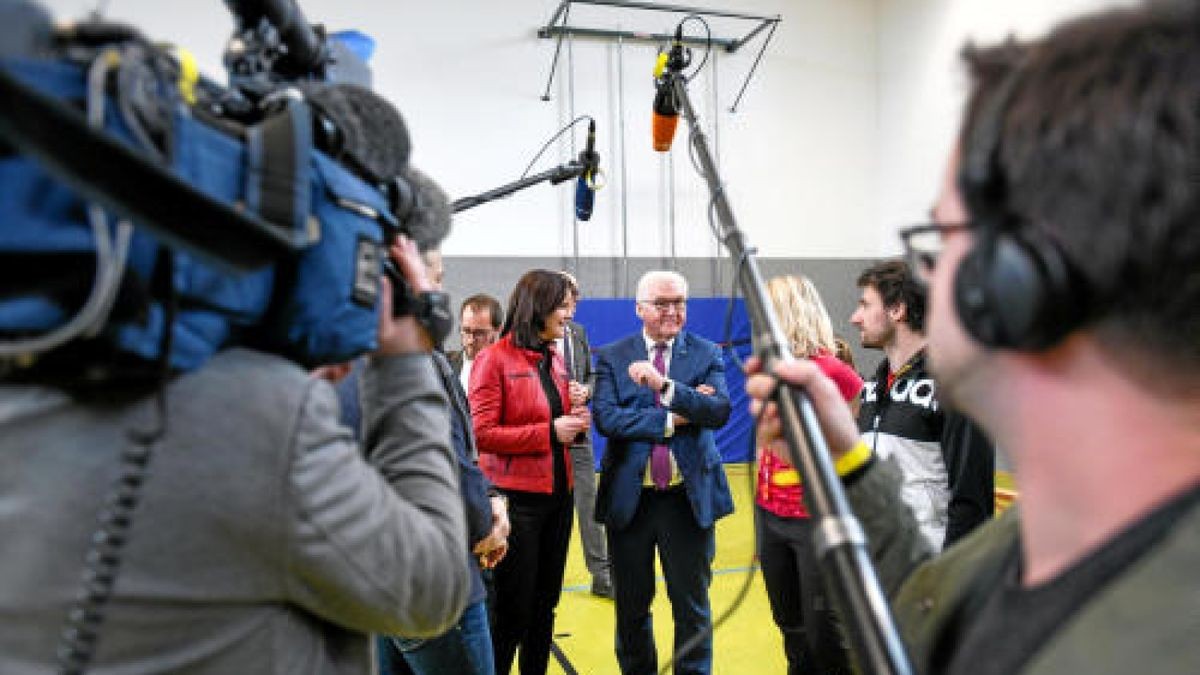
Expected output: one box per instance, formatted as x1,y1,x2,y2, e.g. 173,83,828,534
470,269,591,675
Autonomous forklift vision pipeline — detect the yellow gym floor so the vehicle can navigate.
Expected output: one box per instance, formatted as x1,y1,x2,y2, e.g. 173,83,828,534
531,465,1018,674
542,463,788,674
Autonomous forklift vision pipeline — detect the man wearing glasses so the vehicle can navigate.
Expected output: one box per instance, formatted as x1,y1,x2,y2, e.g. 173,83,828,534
850,260,994,551
450,294,503,393
593,270,733,675
748,3,1200,673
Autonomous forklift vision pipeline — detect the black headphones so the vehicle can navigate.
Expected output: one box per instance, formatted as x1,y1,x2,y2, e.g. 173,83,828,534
954,70,1086,350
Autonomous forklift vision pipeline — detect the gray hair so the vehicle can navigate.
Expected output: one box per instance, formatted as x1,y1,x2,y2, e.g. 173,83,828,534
635,270,689,302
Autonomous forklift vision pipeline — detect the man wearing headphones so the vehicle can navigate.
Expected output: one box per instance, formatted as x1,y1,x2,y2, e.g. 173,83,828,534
748,3,1199,674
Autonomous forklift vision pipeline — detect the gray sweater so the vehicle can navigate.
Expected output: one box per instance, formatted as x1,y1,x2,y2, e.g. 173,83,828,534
0,348,469,674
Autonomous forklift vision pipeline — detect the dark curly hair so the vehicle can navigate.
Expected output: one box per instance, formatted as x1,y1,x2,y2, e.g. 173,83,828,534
856,260,926,332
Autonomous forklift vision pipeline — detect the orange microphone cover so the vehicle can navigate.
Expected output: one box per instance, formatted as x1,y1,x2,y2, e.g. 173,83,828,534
652,113,679,152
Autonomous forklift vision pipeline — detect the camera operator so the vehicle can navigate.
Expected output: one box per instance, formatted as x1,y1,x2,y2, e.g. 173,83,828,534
0,235,470,673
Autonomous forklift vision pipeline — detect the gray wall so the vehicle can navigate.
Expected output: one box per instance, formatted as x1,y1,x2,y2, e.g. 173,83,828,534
442,254,1015,471
441,255,885,377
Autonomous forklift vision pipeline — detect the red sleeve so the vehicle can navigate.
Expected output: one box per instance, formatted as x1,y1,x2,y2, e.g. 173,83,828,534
813,354,864,403
470,345,553,456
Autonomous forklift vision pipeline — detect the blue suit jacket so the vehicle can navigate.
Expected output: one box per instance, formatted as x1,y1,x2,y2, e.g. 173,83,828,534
593,330,735,531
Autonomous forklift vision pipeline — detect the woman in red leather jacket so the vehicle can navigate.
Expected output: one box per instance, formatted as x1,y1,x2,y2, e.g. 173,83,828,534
469,269,591,675
756,275,863,675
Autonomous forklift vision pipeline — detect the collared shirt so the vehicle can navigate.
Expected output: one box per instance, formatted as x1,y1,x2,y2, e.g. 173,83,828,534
459,355,474,393
641,332,682,487
554,334,570,379
641,332,676,406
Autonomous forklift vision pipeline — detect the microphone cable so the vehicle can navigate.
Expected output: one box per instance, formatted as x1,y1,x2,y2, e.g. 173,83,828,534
654,15,778,675
0,47,134,360
54,254,179,675
675,14,712,85
518,114,595,181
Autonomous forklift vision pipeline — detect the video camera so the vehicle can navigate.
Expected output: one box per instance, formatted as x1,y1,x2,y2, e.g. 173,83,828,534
0,0,450,381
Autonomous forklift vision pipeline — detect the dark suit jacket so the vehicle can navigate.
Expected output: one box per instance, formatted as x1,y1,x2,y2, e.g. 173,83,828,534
562,320,595,450
562,320,594,386
446,349,465,377
592,330,734,531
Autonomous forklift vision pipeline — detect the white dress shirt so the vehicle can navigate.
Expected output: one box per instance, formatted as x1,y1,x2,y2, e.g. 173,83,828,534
459,355,474,393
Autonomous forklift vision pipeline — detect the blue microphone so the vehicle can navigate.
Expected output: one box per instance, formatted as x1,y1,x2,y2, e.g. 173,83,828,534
575,120,598,221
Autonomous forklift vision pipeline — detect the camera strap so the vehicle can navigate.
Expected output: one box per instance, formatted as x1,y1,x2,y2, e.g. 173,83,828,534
244,97,315,246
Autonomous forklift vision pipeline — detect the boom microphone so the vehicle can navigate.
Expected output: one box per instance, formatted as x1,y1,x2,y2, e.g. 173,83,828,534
575,120,598,221
652,26,688,152
651,76,679,152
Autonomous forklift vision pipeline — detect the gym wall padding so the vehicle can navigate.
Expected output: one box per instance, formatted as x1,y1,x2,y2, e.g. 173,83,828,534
575,297,753,467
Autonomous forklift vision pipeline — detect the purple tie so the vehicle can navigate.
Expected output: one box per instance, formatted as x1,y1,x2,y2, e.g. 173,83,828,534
651,342,671,490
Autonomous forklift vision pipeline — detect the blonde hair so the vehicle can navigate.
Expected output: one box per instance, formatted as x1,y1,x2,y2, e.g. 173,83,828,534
767,275,836,358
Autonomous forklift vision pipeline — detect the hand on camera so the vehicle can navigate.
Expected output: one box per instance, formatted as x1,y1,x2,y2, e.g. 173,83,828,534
375,236,434,355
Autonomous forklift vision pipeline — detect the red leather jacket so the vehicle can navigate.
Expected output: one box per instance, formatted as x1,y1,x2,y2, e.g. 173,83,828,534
469,334,574,494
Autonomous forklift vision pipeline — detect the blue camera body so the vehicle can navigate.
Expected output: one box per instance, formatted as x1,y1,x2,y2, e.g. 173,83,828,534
0,56,388,373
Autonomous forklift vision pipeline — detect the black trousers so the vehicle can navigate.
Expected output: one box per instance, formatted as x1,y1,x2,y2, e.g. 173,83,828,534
491,489,574,675
756,506,853,675
609,487,716,675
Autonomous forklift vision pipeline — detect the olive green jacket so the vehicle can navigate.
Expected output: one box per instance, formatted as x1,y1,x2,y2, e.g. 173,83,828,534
848,460,1200,675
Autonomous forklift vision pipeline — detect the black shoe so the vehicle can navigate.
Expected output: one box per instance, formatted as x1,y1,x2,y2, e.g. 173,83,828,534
590,577,614,599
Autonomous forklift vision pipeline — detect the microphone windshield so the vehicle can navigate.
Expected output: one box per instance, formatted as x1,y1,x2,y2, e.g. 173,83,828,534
575,173,594,221
303,83,410,183
394,166,452,252
652,114,679,153
652,79,679,152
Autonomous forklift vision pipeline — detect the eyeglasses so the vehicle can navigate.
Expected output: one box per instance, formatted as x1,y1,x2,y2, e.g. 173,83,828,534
899,222,970,281
460,327,495,341
641,298,687,314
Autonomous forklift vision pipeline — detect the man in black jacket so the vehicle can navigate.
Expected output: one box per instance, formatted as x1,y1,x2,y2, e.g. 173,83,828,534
851,260,994,549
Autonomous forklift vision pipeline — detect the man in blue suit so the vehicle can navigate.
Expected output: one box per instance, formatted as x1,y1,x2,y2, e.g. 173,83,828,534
593,270,734,675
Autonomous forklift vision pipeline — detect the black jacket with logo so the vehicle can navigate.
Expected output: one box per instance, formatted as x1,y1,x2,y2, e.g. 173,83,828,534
856,350,995,549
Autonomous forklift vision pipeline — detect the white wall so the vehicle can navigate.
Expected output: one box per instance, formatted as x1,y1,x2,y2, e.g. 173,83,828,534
39,0,1133,260
873,0,1137,257
38,0,876,260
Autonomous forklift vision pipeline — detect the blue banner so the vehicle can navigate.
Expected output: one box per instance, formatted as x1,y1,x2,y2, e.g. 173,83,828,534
575,297,753,467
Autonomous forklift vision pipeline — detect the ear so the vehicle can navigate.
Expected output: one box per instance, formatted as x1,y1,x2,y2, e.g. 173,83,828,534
888,302,907,324
635,302,646,321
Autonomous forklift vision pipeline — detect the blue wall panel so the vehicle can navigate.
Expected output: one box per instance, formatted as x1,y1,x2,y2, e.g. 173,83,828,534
575,297,753,467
